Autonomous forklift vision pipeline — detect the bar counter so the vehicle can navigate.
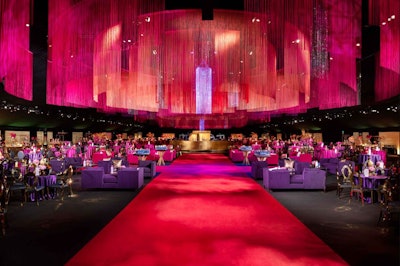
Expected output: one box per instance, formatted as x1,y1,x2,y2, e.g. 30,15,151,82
171,140,230,153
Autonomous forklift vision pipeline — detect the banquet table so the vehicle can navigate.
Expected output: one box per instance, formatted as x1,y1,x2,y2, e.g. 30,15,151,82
155,146,167,166
361,174,388,203
113,145,121,154
127,154,139,165
239,146,252,165
320,149,339,159
38,174,57,199
358,154,381,165
255,154,268,161
50,159,66,174
66,148,76,158
243,151,251,165
297,153,313,163
136,149,150,161
156,151,165,165
373,150,386,164
251,144,262,151
254,150,271,162
266,154,279,166
85,145,96,160
92,152,109,164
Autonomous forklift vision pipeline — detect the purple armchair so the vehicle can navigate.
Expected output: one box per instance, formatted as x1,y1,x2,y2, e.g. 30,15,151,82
138,160,156,178
81,167,144,189
251,161,268,179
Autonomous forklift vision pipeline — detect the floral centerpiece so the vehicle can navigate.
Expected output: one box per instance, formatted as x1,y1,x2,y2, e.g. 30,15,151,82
300,145,314,154
239,145,252,152
254,150,270,157
312,160,320,168
375,160,385,175
135,148,150,156
155,145,167,151
363,158,376,176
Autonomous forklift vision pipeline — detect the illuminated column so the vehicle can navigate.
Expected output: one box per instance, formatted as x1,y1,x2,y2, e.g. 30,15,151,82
199,119,205,131
195,63,212,114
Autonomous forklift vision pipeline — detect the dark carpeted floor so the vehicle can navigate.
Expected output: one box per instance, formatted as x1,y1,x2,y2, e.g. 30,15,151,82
0,169,399,266
268,182,400,266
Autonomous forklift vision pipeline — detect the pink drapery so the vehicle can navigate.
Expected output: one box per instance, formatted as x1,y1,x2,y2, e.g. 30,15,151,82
47,0,165,111
369,0,400,101
0,0,33,100
311,0,361,109
46,0,366,129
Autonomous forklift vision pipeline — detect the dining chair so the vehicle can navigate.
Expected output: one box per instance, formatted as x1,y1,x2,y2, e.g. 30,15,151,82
47,166,74,201
349,172,365,205
336,164,352,199
4,167,41,207
24,174,45,206
7,172,26,206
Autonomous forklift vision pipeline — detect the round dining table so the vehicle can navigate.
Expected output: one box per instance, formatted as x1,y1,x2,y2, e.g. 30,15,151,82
360,174,388,203
358,154,381,165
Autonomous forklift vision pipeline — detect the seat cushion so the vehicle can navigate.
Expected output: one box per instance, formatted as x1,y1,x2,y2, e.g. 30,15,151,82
290,174,304,184
103,174,118,183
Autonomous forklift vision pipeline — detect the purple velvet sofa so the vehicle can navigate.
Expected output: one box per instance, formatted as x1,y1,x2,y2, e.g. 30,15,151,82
263,167,326,191
252,160,311,180
81,167,144,189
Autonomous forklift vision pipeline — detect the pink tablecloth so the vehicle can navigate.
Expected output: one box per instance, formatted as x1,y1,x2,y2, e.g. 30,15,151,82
127,154,138,165
66,148,76,158
92,152,109,164
373,150,386,164
320,149,339,159
229,149,244,162
266,154,279,165
297,153,312,163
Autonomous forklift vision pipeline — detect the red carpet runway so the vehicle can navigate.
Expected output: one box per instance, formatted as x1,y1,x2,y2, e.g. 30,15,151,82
67,153,348,266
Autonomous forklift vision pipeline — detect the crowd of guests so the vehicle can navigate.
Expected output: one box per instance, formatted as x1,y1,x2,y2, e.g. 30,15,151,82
0,132,399,207
0,132,398,177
